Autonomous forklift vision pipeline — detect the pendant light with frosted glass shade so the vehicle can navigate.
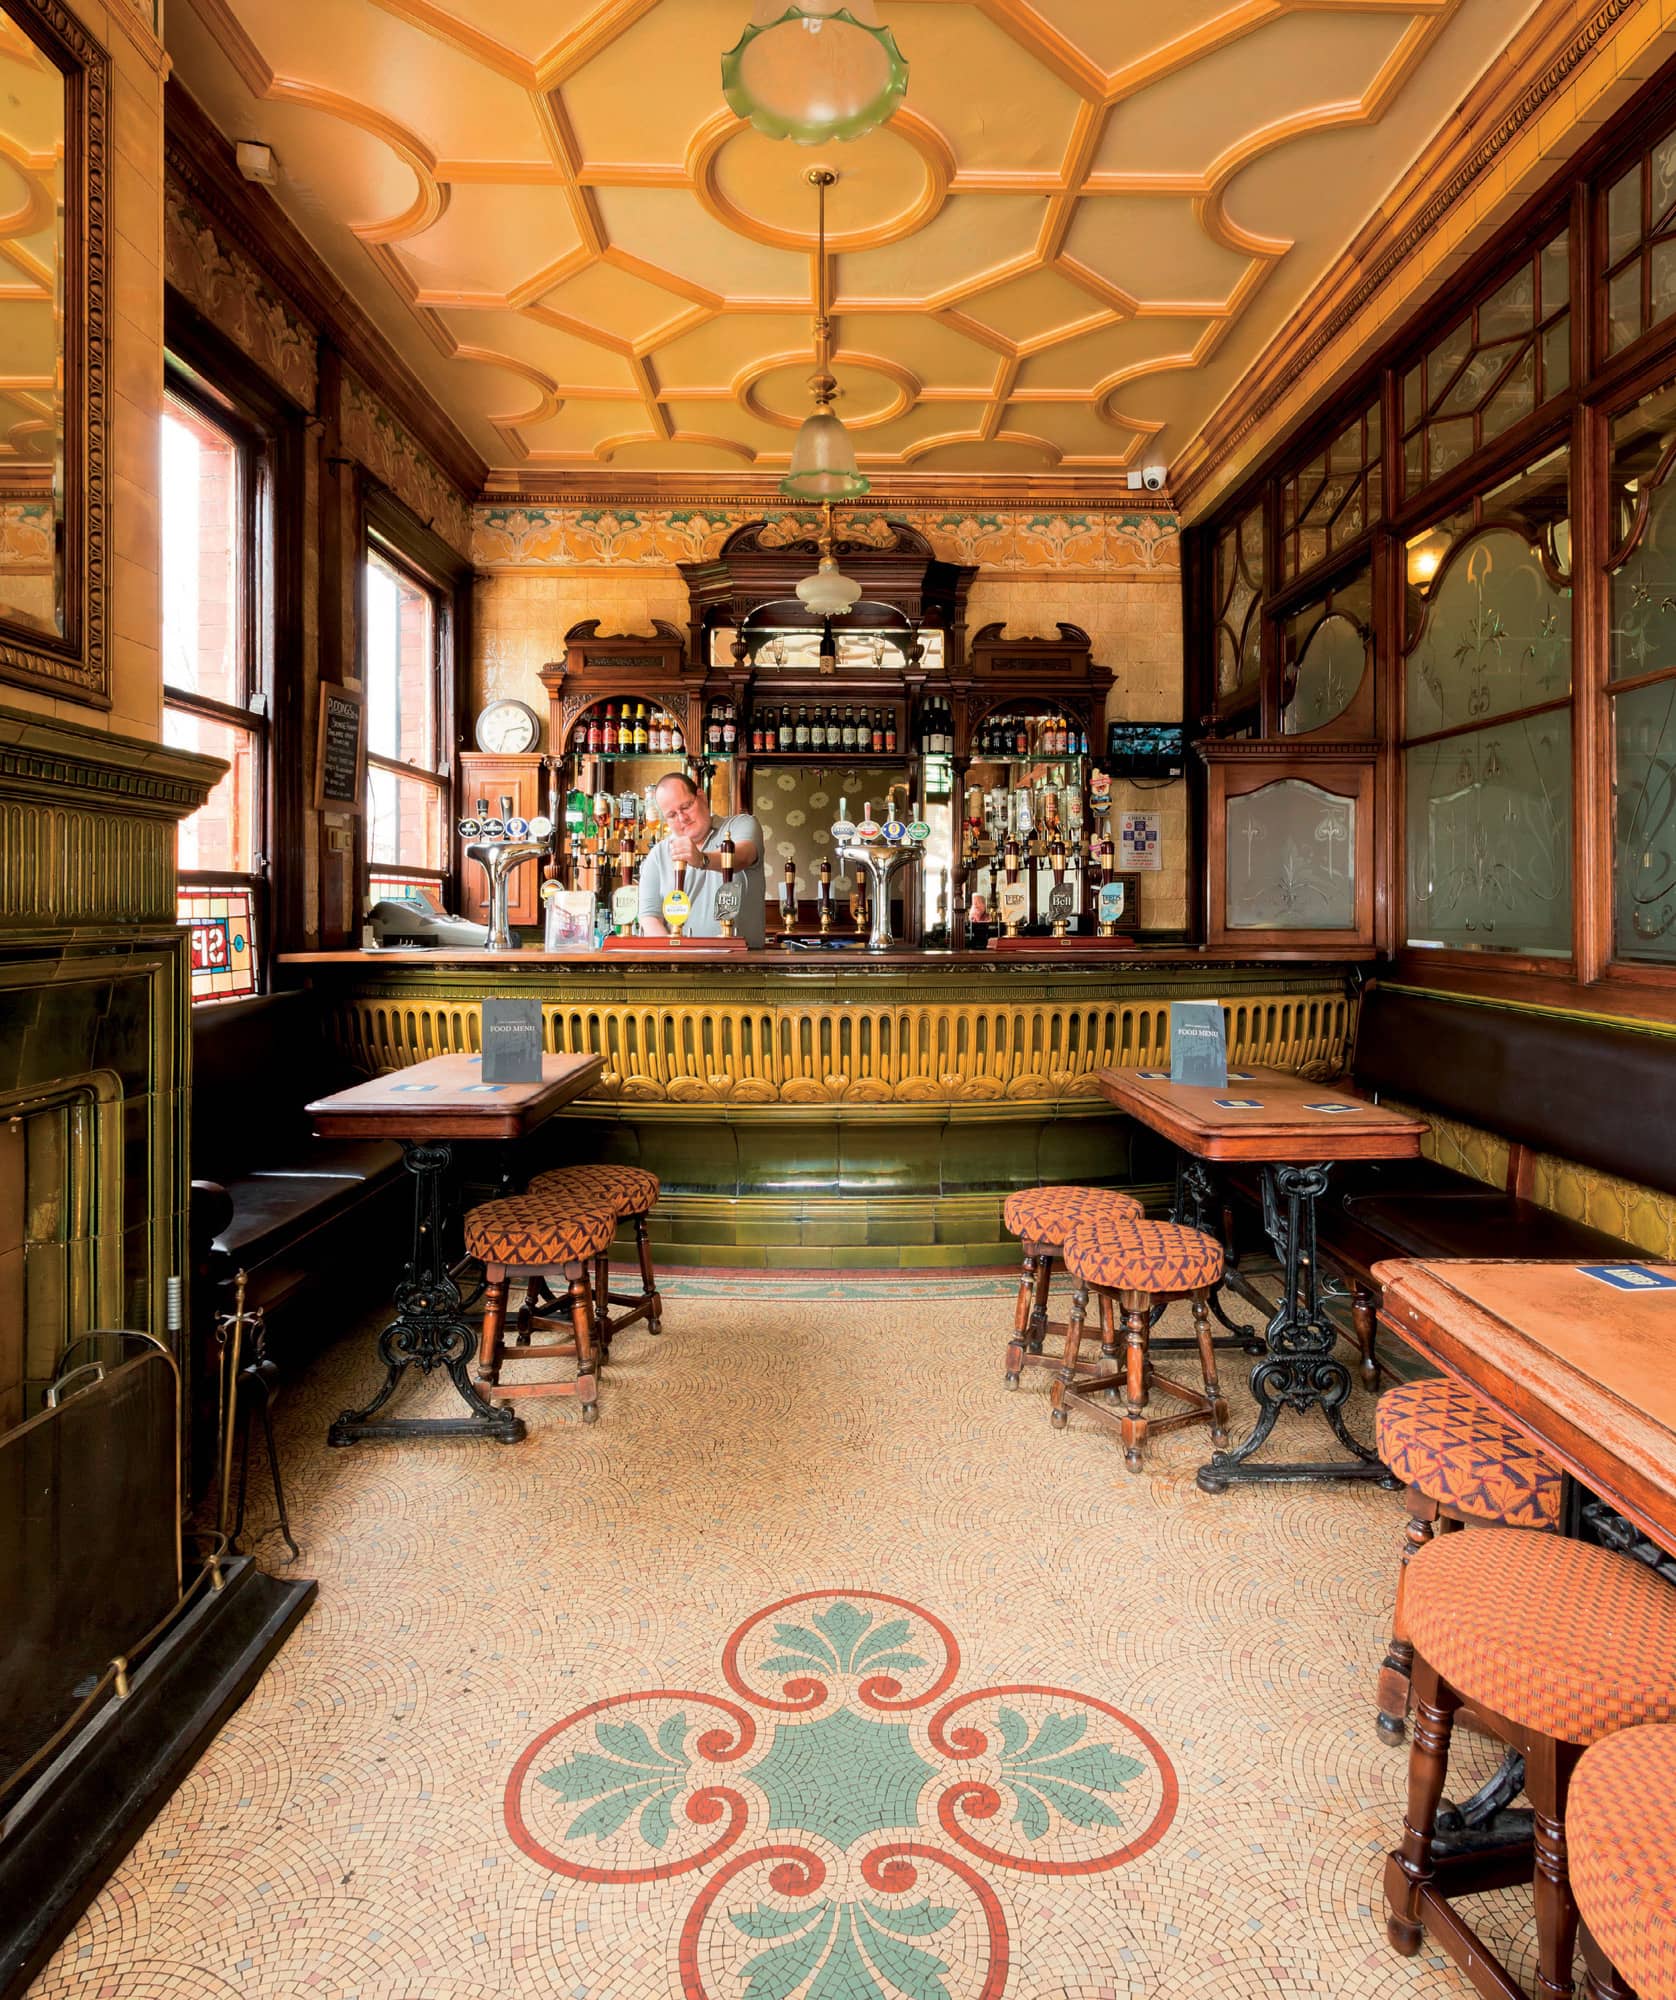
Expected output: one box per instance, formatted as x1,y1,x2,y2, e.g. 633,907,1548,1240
721,0,908,147
781,168,869,505
796,504,863,619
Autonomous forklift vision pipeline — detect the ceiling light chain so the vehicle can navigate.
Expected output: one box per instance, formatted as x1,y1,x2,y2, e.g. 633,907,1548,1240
781,166,870,504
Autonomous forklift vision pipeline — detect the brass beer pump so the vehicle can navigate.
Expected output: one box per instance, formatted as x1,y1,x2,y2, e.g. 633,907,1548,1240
818,856,833,934
781,859,797,935
717,833,738,940
1049,832,1070,938
1001,830,1023,939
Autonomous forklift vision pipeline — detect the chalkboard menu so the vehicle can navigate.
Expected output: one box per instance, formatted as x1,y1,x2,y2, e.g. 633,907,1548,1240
315,685,364,812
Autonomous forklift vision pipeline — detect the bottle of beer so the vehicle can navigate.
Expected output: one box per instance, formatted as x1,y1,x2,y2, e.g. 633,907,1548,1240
884,709,898,754
707,703,722,754
871,709,884,753
637,702,650,753
751,709,764,755
671,714,684,754
723,702,737,755
764,707,778,753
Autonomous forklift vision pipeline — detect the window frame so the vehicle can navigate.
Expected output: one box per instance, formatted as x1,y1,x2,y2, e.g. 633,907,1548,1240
160,367,273,996
359,487,466,907
1182,67,1676,1022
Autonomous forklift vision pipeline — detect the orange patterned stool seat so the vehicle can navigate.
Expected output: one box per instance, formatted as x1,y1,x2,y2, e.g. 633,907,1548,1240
1570,1724,1676,2000
1376,1379,1561,1529
1050,1219,1229,1470
1002,1186,1144,1392
525,1164,664,1344
465,1197,618,1423
1385,1527,1676,2000
1371,1378,1562,1746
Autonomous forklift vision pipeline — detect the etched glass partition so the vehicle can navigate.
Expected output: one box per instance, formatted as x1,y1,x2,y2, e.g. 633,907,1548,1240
1612,679,1676,960
1282,567,1370,735
1404,527,1570,736
1225,780,1357,930
1405,719,1572,953
1212,507,1264,714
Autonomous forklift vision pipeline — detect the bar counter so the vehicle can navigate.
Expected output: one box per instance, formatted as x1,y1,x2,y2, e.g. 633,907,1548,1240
281,946,1360,1268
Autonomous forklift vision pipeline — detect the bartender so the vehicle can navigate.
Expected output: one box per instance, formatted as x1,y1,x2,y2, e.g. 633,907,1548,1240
639,772,768,946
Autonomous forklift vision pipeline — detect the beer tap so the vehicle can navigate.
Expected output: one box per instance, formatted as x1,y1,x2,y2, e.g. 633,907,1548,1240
717,832,738,940
1001,827,1023,940
1049,831,1070,938
818,855,833,934
463,792,553,952
781,859,798,935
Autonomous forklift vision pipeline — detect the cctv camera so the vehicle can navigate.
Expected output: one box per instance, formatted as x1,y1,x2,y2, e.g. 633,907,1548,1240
1140,465,1166,492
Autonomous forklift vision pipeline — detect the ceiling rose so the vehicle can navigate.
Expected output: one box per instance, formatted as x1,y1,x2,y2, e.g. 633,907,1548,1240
721,1,908,148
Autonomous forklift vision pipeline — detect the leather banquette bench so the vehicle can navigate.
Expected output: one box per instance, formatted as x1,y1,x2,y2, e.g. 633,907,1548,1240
1231,984,1676,1382
188,992,407,1483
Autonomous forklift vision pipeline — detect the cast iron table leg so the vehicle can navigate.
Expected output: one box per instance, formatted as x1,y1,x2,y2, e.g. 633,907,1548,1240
1196,1162,1393,1492
1158,1156,1264,1352
329,1140,525,1445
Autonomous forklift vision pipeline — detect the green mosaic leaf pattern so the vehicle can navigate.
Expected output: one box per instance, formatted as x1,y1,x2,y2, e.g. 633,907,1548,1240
760,1600,927,1678
732,1896,958,2000
538,1709,692,1850
992,1706,1145,1841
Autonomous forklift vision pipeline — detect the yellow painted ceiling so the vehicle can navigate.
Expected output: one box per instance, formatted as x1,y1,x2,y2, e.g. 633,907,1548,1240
167,0,1536,486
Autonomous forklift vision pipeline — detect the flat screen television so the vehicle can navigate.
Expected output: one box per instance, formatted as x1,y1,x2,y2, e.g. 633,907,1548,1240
1105,723,1186,778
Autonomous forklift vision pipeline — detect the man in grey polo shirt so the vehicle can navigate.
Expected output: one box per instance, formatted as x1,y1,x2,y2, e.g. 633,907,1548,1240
638,771,767,946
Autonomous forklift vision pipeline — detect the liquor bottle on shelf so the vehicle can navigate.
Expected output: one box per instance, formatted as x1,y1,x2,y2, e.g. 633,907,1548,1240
795,705,810,751
587,709,603,756
884,709,898,754
637,702,650,753
706,703,722,755
871,709,884,754
722,702,737,755
751,710,765,755
764,707,778,753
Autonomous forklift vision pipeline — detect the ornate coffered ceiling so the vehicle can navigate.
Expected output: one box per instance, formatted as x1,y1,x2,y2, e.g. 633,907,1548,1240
167,0,1536,489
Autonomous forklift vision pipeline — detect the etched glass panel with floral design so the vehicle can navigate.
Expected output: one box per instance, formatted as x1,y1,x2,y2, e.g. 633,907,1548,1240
1608,379,1676,683
1213,507,1264,713
1612,677,1676,963
1405,716,1572,954
1282,567,1369,736
1405,526,1571,737
1226,780,1356,930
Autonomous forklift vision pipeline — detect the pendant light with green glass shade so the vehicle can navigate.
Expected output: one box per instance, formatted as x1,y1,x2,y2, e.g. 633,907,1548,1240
781,168,870,504
721,1,908,147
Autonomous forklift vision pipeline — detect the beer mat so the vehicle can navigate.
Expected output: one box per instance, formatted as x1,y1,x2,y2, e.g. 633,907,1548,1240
389,1082,437,1092
1211,1097,1262,1109
1577,1264,1676,1292
1304,1102,1360,1114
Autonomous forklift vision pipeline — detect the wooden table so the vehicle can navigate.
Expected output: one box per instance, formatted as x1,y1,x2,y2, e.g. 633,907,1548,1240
307,1051,604,1446
1375,1257,1676,1563
1098,1065,1427,1491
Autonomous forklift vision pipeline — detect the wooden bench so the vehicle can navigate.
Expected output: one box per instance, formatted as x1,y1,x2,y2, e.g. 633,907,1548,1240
1289,986,1676,1383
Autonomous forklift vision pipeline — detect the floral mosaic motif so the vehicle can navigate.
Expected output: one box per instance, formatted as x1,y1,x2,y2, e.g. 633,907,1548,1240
506,1590,1177,2000
472,505,1180,576
162,181,318,412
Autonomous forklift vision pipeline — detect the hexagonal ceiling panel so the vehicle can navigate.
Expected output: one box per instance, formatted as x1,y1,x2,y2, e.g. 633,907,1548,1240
165,0,1537,483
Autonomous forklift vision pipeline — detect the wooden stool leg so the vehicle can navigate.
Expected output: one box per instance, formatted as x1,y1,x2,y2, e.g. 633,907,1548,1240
477,1270,510,1387
1006,1250,1036,1386
1120,1290,1151,1472
1377,1488,1441,1744
1029,1251,1051,1353
1529,1736,1583,2000
1581,1928,1638,2000
594,1246,612,1354
1384,1657,1458,1955
1098,1289,1120,1399
1052,1279,1088,1430
635,1215,663,1336
565,1259,599,1424
1353,1286,1380,1387
1191,1289,1230,1447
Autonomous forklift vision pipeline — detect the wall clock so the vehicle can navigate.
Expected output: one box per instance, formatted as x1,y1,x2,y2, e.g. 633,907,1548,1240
475,699,541,754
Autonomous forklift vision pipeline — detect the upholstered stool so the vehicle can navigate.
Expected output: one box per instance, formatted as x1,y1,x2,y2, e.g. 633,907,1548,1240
1571,1724,1676,2000
1054,1218,1229,1469
525,1163,663,1346
1373,1377,1561,1742
1386,1528,1676,2000
465,1196,617,1422
1002,1185,1144,1389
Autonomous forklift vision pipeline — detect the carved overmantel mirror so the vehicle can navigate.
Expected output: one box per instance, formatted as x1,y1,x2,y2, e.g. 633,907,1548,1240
0,0,107,706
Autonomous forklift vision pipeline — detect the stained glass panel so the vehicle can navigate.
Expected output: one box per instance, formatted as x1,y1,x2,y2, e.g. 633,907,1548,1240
1225,781,1357,931
1405,716,1572,955
1401,229,1569,497
179,886,257,1003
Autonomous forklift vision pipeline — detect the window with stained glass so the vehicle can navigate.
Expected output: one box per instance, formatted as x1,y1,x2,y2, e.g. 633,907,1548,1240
162,384,269,999
1212,507,1264,715
1278,406,1381,584
1281,567,1371,737
1401,449,1573,956
1400,229,1570,498
1604,120,1676,357
1608,379,1676,962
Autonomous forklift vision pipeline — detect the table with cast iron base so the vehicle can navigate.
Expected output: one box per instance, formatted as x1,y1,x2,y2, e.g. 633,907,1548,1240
306,1051,604,1446
1097,1066,1426,1492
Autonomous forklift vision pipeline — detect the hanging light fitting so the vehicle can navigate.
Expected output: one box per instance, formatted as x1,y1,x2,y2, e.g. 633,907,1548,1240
781,167,869,504
796,504,864,620
721,0,908,147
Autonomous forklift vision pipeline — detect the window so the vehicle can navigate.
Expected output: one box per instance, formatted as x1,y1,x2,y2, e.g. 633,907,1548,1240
364,540,448,885
1278,403,1382,585
1400,450,1573,957
162,387,268,999
1604,120,1676,357
1211,507,1264,716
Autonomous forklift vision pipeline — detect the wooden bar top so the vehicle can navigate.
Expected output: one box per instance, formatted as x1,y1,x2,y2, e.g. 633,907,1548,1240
1096,1065,1427,1163
1376,1257,1676,1558
307,1050,604,1142
278,945,1354,969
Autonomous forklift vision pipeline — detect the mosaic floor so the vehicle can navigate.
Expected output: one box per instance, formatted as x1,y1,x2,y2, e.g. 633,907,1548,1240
32,1276,1541,2000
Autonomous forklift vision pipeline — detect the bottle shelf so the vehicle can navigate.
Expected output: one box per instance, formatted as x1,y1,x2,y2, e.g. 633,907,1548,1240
744,751,912,765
